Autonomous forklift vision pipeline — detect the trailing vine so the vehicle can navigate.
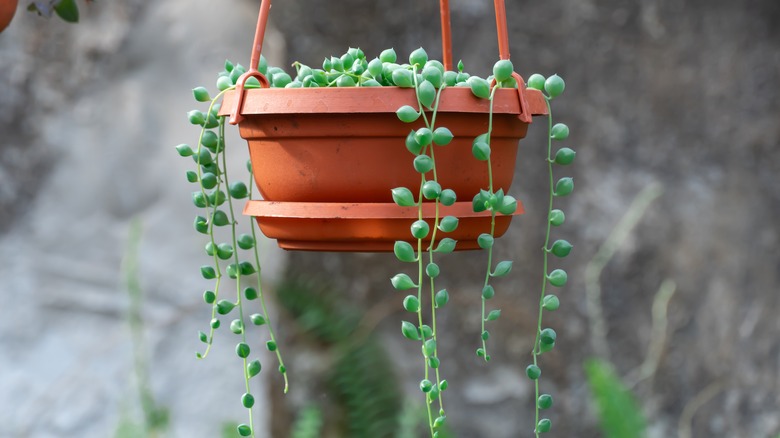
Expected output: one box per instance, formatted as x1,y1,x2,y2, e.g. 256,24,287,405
177,60,290,437
524,72,573,436
391,52,521,436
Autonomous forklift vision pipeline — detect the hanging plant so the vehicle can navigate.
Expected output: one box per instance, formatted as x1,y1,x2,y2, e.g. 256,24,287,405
176,0,574,436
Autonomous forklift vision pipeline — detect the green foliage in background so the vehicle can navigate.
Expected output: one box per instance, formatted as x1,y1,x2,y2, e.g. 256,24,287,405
584,359,646,438
277,276,402,437
290,406,323,438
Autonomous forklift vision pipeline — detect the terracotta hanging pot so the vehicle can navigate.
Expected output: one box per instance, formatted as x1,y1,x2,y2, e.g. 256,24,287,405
219,0,548,252
0,0,18,33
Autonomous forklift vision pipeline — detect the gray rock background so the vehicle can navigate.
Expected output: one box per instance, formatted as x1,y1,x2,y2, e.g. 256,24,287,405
1,0,779,437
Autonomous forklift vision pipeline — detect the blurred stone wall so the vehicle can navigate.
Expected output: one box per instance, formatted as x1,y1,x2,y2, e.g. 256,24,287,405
0,1,287,437
268,0,780,437
1,0,778,437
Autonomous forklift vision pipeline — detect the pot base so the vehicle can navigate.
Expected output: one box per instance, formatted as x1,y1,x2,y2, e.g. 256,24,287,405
244,200,524,252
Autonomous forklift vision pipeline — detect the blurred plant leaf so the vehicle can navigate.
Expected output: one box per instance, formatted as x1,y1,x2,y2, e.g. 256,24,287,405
54,0,79,22
584,358,646,438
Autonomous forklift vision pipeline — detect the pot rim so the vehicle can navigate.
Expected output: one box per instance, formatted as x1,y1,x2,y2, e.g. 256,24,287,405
219,86,547,117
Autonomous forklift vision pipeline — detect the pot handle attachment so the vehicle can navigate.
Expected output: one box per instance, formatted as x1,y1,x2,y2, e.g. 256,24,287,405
230,0,531,125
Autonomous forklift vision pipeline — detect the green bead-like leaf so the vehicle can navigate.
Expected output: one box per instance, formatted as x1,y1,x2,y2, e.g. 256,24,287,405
192,87,211,102
244,287,258,300
392,187,416,206
493,59,514,82
368,57,383,77
426,262,440,278
391,273,418,290
411,220,430,239
200,172,217,190
527,74,545,91
526,364,542,380
237,234,255,250
198,331,208,343
176,144,193,157
392,69,415,88
402,321,421,340
432,127,453,146
547,269,568,287
187,110,205,125
435,289,449,308
420,325,433,338
403,295,420,312
216,75,233,91
230,319,244,334
193,148,212,165
540,328,557,345
486,309,501,321
247,360,262,377
413,155,434,173
433,238,457,253
498,195,518,215
229,181,248,199
482,285,495,300
235,342,250,358
537,419,552,433
554,177,574,197
216,300,236,315
394,241,416,262
472,140,491,161
237,424,252,437
336,74,356,87
212,210,229,227
250,313,266,325
210,318,220,329
543,295,560,311
380,48,397,63
428,357,440,369
477,233,494,249
545,74,565,98
438,216,459,233
185,170,198,183
439,189,456,206
194,216,208,234
266,341,277,351
551,123,569,140
467,76,491,99
549,209,565,226
216,243,234,260
409,47,428,67
242,393,255,408
419,379,433,393
405,130,423,154
422,180,442,200
443,71,458,86
423,339,437,357
200,266,216,280
491,261,513,277
239,262,255,276
554,148,577,165
418,80,436,109
538,394,554,410
415,127,433,146
422,66,443,88
551,239,573,257
203,290,216,304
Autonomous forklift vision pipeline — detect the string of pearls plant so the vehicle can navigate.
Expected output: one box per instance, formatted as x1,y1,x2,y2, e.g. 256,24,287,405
177,46,572,437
